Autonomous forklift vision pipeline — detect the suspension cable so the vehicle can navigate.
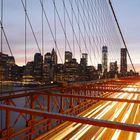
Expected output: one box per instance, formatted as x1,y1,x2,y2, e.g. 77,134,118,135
0,20,13,56
52,0,72,53
39,0,63,63
109,0,136,73
1,0,3,53
0,0,3,131
63,0,82,54
42,0,44,56
24,0,27,65
21,0,41,53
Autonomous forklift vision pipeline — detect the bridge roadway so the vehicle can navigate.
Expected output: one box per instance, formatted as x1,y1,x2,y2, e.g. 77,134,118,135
36,84,140,140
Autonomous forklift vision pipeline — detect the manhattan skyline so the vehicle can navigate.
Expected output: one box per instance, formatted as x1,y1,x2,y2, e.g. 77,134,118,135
1,0,140,72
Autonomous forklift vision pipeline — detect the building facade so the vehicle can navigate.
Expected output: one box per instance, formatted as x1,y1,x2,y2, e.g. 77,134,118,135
65,51,72,63
120,48,127,76
102,46,108,76
34,53,43,81
109,61,118,78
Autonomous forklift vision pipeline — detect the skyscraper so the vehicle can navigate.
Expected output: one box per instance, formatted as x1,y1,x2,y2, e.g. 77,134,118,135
44,49,58,83
51,48,57,65
44,53,52,64
80,53,88,80
0,52,16,80
65,51,72,63
44,52,52,82
81,53,88,66
102,46,108,74
34,53,43,81
120,48,127,75
110,61,117,73
97,64,102,73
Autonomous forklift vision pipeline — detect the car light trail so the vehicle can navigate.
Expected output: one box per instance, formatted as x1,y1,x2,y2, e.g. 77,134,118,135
69,94,128,140
111,94,138,140
91,94,134,140
36,83,140,140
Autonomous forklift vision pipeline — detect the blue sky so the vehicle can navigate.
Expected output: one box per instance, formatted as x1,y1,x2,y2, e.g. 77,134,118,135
1,0,140,71
113,0,140,64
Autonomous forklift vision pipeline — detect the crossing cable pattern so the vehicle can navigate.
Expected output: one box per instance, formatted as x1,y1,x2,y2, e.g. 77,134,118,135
90,0,102,64
88,0,101,65
0,0,13,56
0,0,136,71
97,0,117,62
63,0,83,55
39,0,63,63
0,20,13,56
109,0,136,72
103,0,122,60
21,0,41,54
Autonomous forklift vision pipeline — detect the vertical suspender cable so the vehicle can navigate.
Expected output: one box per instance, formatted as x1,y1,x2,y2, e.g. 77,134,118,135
0,0,3,131
21,0,41,53
89,0,100,65
63,0,66,53
39,0,63,63
91,0,101,59
54,0,56,52
77,0,81,58
65,0,82,56
82,0,86,53
24,0,28,120
71,0,75,57
53,0,72,53
42,0,44,106
1,0,3,53
25,0,27,66
42,0,44,56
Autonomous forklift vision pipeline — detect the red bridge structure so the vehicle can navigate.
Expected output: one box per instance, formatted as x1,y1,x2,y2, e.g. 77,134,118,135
0,0,139,139
0,76,140,139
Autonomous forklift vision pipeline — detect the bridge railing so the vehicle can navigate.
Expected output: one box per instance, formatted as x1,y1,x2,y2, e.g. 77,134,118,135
0,77,140,139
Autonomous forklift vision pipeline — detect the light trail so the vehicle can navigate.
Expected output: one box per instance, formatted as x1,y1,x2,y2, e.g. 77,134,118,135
92,94,134,140
69,93,129,140
36,84,140,140
46,92,124,140
46,104,103,140
111,94,138,140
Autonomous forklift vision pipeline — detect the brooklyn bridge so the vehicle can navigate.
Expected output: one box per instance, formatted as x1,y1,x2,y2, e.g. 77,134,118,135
0,0,140,139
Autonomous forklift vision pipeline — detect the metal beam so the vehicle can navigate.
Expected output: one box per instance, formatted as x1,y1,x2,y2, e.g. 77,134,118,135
0,104,140,133
66,88,140,94
1,91,140,104
40,93,140,104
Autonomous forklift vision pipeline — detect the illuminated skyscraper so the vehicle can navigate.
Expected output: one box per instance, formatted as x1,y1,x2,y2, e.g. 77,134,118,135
110,61,117,73
65,51,72,63
109,61,118,78
81,53,88,66
120,48,127,75
102,46,108,74
34,53,43,81
51,48,57,65
44,53,52,64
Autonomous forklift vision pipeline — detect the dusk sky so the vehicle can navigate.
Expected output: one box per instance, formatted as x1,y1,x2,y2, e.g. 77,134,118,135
112,0,140,72
1,0,140,72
